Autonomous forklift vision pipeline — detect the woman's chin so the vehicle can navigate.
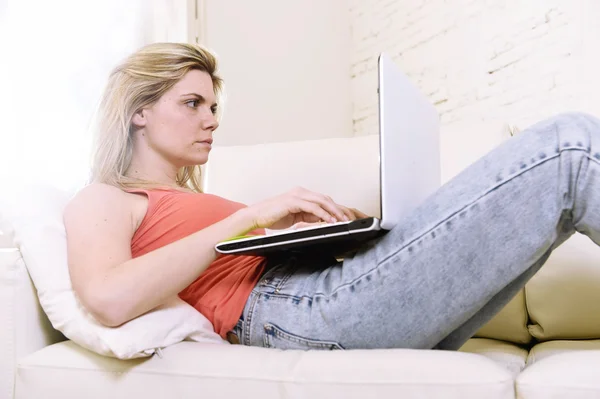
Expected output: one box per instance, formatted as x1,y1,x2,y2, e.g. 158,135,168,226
182,154,209,167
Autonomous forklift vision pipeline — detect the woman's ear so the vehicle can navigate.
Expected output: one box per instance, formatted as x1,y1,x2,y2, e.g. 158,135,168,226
131,109,147,128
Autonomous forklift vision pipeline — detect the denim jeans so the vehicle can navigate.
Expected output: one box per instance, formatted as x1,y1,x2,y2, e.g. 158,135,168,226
230,112,600,351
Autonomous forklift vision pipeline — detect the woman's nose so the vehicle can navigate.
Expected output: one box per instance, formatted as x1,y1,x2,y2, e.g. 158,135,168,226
202,110,219,131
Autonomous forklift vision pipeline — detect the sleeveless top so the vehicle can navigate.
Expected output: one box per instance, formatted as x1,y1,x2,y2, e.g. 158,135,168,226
126,188,266,338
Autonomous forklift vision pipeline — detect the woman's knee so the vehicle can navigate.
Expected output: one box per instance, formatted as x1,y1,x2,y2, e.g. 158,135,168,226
523,112,600,149
550,112,600,127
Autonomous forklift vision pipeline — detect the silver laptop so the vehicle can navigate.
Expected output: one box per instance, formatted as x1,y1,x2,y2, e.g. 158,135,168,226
215,53,440,257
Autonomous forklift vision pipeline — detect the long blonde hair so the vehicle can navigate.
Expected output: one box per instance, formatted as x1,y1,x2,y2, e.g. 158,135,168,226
90,42,223,192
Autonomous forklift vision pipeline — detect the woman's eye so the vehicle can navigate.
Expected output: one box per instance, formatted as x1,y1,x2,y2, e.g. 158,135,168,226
185,100,199,108
211,107,218,115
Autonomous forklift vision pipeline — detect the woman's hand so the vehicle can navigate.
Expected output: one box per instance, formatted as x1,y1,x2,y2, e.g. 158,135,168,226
289,208,370,231
242,186,369,230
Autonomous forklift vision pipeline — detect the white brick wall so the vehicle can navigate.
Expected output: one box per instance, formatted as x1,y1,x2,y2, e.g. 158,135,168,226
350,0,600,180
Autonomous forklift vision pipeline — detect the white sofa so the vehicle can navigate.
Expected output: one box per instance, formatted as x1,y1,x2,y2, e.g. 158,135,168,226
2,134,600,399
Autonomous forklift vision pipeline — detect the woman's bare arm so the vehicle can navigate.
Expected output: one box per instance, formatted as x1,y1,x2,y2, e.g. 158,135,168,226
64,183,253,327
65,184,349,327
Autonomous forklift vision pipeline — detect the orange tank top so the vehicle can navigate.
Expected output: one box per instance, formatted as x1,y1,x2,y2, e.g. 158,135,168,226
127,188,266,338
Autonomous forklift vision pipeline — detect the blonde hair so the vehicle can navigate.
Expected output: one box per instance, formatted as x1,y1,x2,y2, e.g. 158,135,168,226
90,42,223,192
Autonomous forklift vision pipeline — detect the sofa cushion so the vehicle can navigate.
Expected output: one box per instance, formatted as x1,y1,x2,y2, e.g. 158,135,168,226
459,338,528,378
473,290,531,344
517,350,600,399
526,233,600,340
0,183,225,360
526,339,600,366
16,341,515,399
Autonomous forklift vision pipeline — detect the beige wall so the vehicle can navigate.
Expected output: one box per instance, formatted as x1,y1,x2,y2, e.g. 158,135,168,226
201,0,353,146
0,0,190,190
350,0,600,181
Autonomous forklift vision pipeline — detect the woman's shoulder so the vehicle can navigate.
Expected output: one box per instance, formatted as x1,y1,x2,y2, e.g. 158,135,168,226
70,183,129,205
64,183,135,222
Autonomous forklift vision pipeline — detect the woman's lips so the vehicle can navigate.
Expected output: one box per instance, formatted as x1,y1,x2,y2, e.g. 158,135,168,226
195,140,212,148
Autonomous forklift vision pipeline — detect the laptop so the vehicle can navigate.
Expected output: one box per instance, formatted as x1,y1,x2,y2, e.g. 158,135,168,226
215,53,441,257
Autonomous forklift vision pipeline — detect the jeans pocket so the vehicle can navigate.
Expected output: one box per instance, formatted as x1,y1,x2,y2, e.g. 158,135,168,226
263,323,344,350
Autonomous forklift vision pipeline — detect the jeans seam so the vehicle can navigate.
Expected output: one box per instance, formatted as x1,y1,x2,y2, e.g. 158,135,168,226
262,292,315,306
264,323,344,349
571,149,600,229
274,271,293,293
586,152,600,166
259,262,294,292
242,291,261,346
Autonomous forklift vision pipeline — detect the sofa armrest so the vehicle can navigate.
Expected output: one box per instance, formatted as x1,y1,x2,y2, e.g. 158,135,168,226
0,222,65,398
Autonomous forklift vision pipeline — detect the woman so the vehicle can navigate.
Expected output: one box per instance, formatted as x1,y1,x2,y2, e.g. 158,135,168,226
64,42,600,351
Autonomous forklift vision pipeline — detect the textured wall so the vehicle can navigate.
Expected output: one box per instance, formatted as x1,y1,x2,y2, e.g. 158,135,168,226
350,0,600,179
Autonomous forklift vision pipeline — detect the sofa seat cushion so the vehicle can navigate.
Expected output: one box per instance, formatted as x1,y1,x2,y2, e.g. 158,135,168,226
526,233,600,341
517,350,600,399
459,338,528,377
526,339,600,366
16,341,515,399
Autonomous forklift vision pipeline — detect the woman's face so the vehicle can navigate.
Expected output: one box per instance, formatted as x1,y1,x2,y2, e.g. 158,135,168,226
133,69,219,168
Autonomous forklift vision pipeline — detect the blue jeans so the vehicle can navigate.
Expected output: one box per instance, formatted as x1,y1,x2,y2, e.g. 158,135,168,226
230,112,600,350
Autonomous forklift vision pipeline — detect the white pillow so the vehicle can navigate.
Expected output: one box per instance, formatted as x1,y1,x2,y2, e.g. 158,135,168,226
0,183,227,359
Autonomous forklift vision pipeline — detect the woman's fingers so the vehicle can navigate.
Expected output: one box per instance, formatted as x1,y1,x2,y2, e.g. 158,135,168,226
301,192,347,222
338,205,357,221
291,198,337,223
287,187,366,223
351,208,370,219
